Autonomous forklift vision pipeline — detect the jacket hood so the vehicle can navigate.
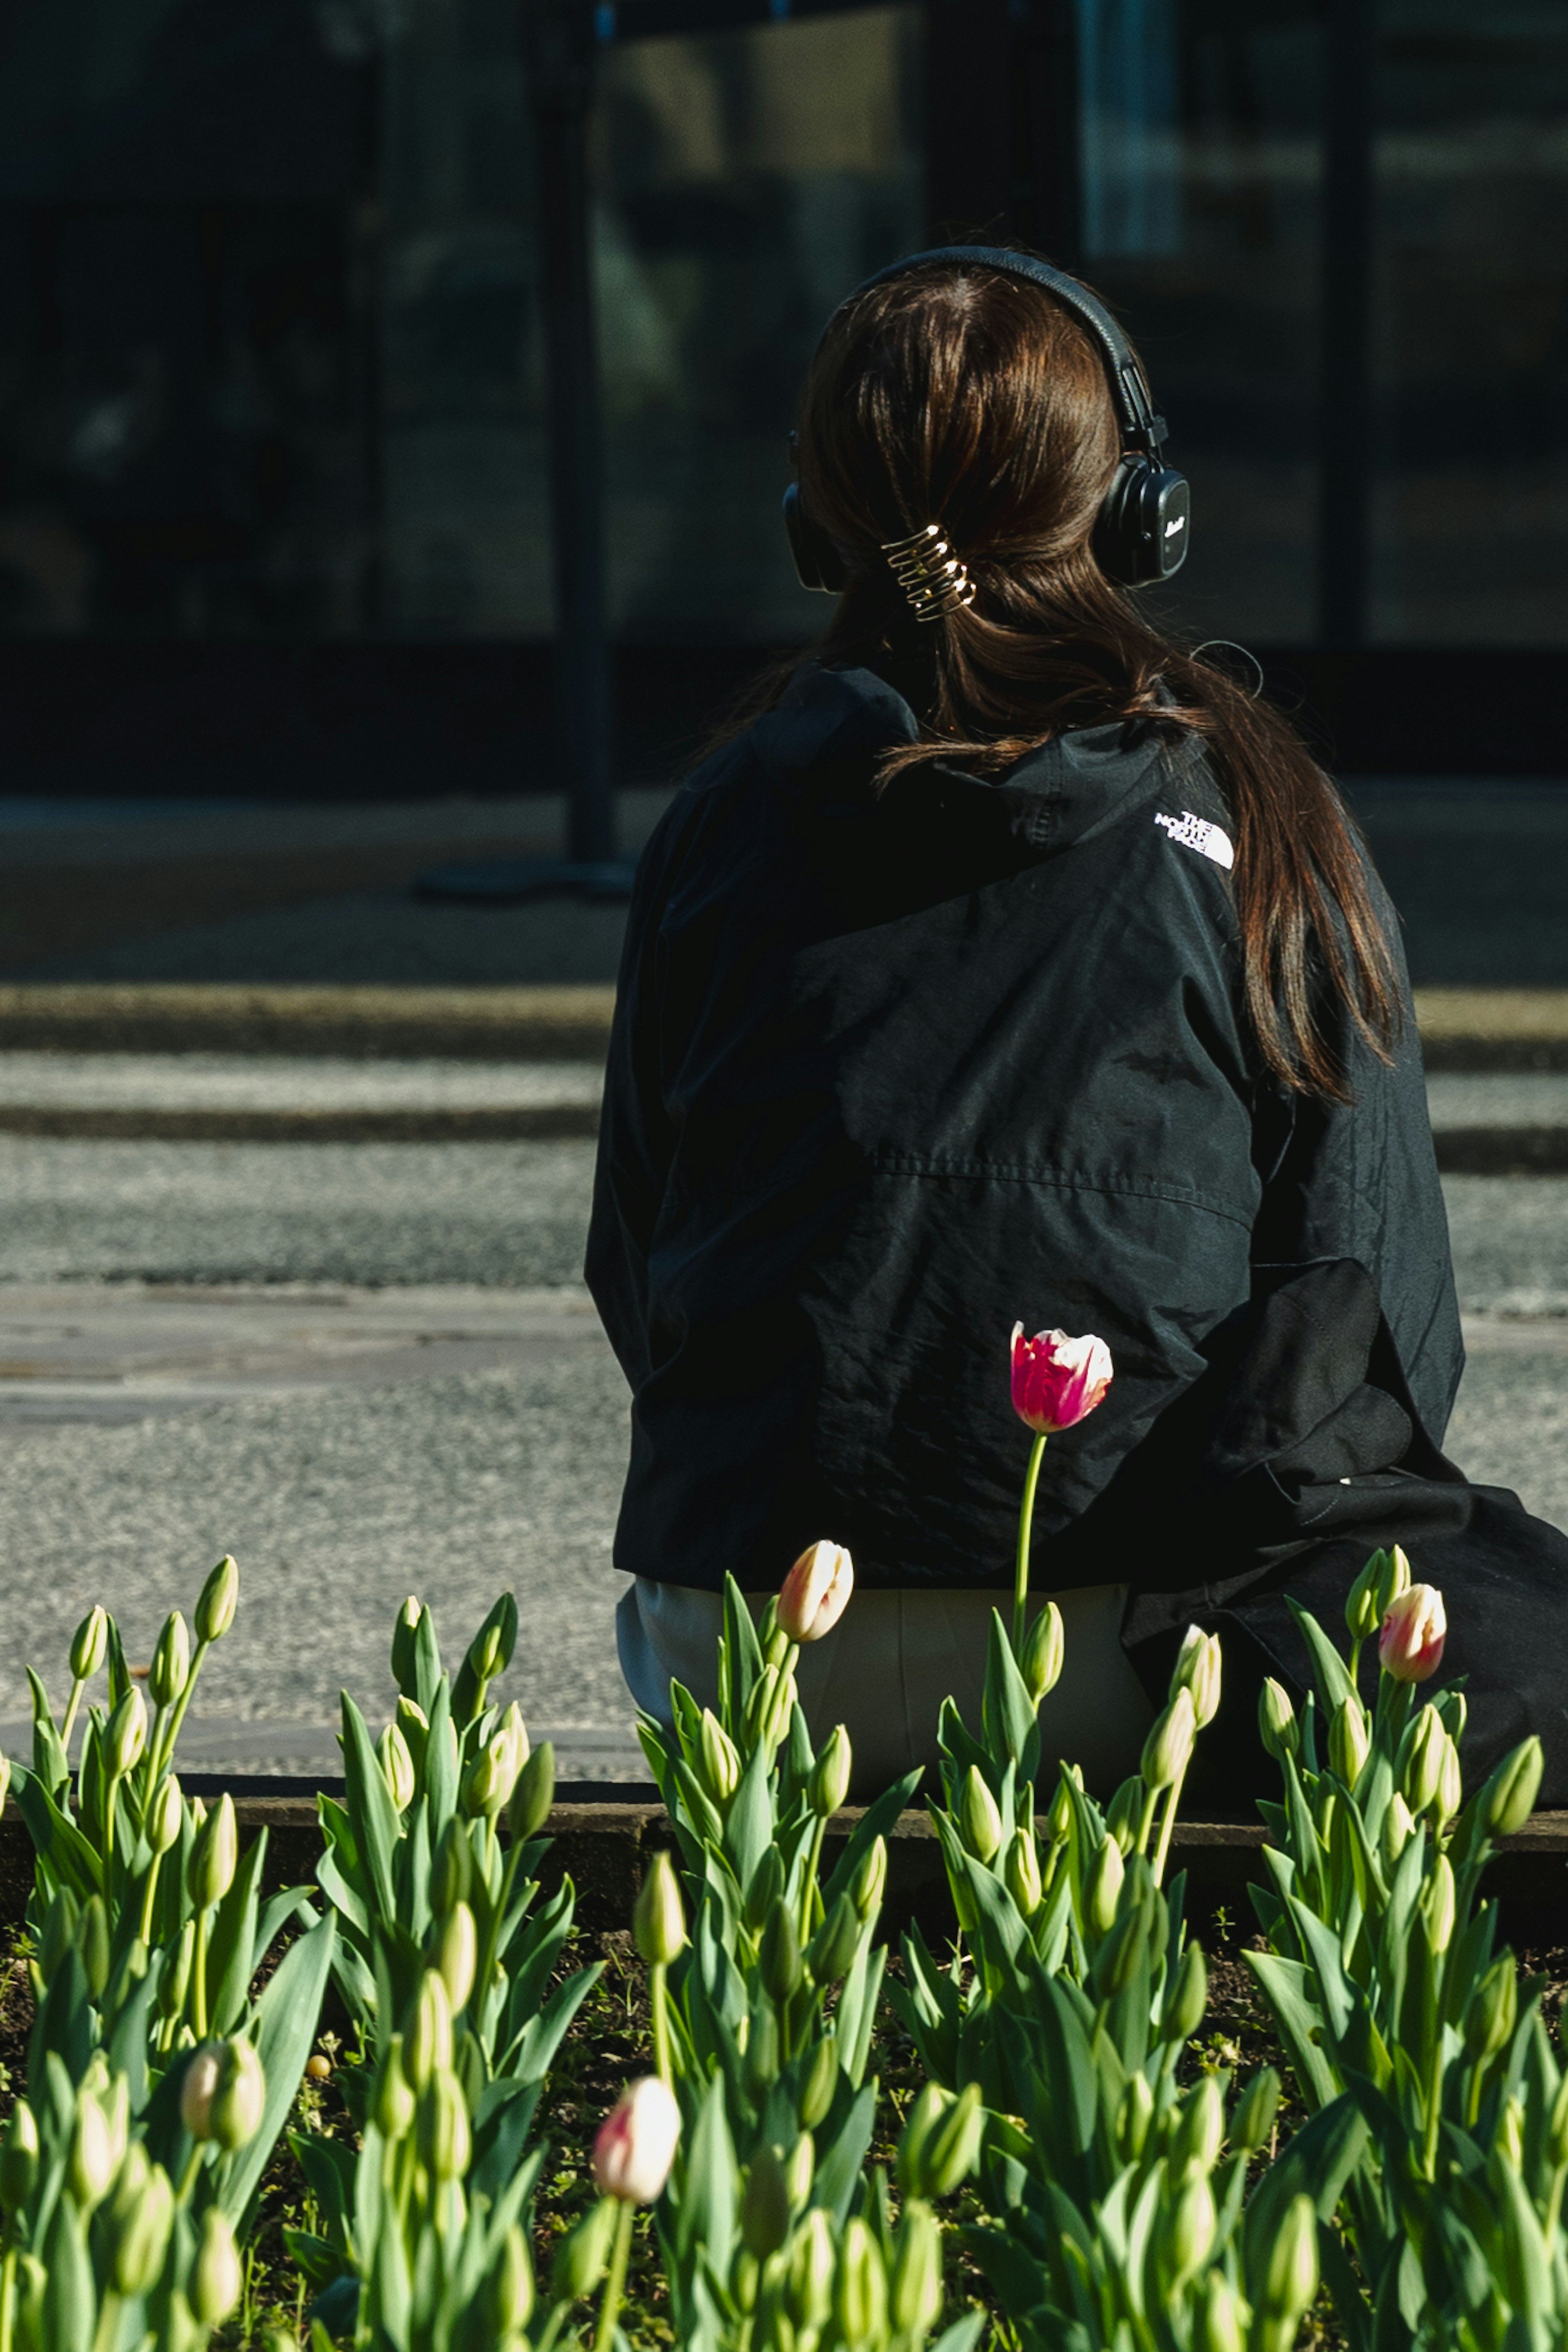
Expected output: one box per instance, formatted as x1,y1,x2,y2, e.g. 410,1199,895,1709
749,660,1205,858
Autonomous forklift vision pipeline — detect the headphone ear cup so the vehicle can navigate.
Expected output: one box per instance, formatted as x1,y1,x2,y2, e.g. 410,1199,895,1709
1093,457,1192,585
783,483,849,595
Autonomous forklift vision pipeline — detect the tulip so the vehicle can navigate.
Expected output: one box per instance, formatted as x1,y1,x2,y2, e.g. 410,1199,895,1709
68,2095,116,2210
836,2217,888,2345
1263,2196,1319,2331
851,1835,887,1922
777,1541,854,1645
1010,1324,1113,1434
378,1721,416,1812
0,2102,38,2217
697,1711,741,1806
744,2006,780,2099
208,2039,266,2152
1172,2075,1225,2174
1141,1686,1196,1793
1344,1549,1388,1643
592,2077,681,2203
1482,1735,1544,1841
509,1740,556,1842
1497,2096,1525,2173
403,1971,454,2093
785,2132,814,2208
1158,2167,1217,2292
148,1773,183,1858
891,2203,943,2337
1172,1625,1223,1729
1328,1697,1370,1791
109,2153,174,2297
1435,1735,1461,1827
430,1818,472,1915
809,1892,860,1986
741,2145,791,2260
391,1594,424,1689
1117,2071,1154,2161
1258,1677,1298,1762
1232,2065,1281,2154
1004,1826,1042,1916
417,2067,471,2183
68,1604,109,1685
960,1766,1004,1864
1106,1775,1142,1854
1020,1600,1065,1702
436,1902,477,2013
554,2196,618,2301
1464,1956,1518,2064
376,2040,416,2140
1163,1937,1207,2044
759,1899,802,2003
194,1555,239,1644
1087,1833,1125,1933
1401,1706,1447,1816
150,1611,190,1711
788,2209,835,2330
1421,1854,1456,1955
801,2034,839,2130
809,1726,853,1820
1379,1582,1446,1683
192,2207,242,2327
464,1721,523,1822
1198,2272,1249,2352
188,1792,237,1911
491,2221,535,2335
181,2046,223,2139
1382,1790,1416,1871
633,1850,686,1967
105,1686,147,1779
466,1595,517,1690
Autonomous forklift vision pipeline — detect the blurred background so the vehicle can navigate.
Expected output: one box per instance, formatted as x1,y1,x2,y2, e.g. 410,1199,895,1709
0,0,1563,1779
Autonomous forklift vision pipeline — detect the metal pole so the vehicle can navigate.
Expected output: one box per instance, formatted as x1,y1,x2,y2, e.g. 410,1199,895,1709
1315,0,1376,647
524,0,615,864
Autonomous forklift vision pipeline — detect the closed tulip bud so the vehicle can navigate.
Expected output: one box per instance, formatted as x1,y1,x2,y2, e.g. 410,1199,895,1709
852,1835,887,1922
1088,1833,1125,1934
1345,1549,1390,1643
68,2095,116,2209
69,1605,109,1685
1380,1582,1446,1684
742,2145,791,2259
960,1765,1004,1864
633,1850,686,1967
809,1892,860,1987
77,1894,108,1998
789,2209,836,2330
697,1710,741,1806
1382,1790,1416,1872
491,2222,535,2336
1264,2195,1319,2326
1117,2071,1154,2162
891,2202,943,2337
744,1846,785,1933
149,1611,190,1710
463,1726,519,1821
1172,1626,1223,1729
1497,2095,1525,2172
593,2076,681,2203
1046,1768,1078,1845
110,2153,174,2297
187,1791,237,1910
744,2003,780,2098
181,2045,222,2138
1483,1737,1544,1841
148,1772,183,1856
1380,1544,1412,1613
437,1901,477,2013
777,1541,854,1644
1401,1706,1446,1815
897,2084,946,2196
403,1970,454,2093
1232,2065,1281,2154
1142,1687,1196,1793
1435,1737,1461,1828
192,2206,242,2327
430,1817,471,1915
1158,2167,1217,2292
785,2132,813,2208
395,1693,429,1768
194,1554,239,1644
1004,1826,1043,1916
417,2067,471,2182
105,1685,147,1778
835,2217,887,2345
391,1595,423,1690
920,2082,985,2200
508,1742,555,1843
1163,1938,1207,2044
38,1885,78,1984
1173,2076,1225,2174
0,2101,38,2216
745,1664,782,1750
1464,1957,1517,2064
1010,1324,1114,1434
1258,1678,1299,1763
801,2033,839,2130
376,2039,416,2140
209,2037,265,2152
809,1726,853,1820
1421,1854,1456,1955
1197,2271,1249,2352
377,1721,416,1812
1106,1775,1143,1854
759,1898,802,2003
1094,1907,1146,2001
1020,1602,1065,1702
554,2195,618,2301
1437,1688,1467,1744
1329,1698,1370,1790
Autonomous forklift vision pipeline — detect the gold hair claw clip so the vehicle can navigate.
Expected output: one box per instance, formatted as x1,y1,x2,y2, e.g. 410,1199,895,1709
881,522,976,622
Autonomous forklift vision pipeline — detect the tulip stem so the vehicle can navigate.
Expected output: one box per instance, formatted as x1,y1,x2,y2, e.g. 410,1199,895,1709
0,2245,13,2352
800,1819,828,1942
1012,1434,1048,1653
593,2199,635,2352
151,1635,211,1784
138,1849,163,1946
58,1676,86,1752
650,1963,672,2086
192,1909,209,2042
1151,1760,1189,1890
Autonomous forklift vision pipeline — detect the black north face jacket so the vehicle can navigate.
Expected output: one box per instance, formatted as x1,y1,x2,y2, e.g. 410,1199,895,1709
586,661,1464,1604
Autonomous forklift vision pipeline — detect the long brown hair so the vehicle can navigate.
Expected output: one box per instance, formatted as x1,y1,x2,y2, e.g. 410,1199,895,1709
743,256,1398,1100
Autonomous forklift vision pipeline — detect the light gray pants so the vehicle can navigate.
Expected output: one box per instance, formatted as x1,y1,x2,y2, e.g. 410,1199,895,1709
617,1578,1155,1802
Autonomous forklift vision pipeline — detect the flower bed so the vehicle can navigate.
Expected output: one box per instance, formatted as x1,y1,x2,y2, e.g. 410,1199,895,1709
0,1326,1559,2351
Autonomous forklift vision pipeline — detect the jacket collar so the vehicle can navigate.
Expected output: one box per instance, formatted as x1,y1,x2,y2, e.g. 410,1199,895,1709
749,661,1201,855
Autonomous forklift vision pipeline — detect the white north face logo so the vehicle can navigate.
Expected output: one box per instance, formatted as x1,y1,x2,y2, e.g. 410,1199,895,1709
1155,809,1234,870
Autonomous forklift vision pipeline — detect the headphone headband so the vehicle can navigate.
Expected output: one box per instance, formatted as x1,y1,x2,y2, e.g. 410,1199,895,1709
841,245,1167,455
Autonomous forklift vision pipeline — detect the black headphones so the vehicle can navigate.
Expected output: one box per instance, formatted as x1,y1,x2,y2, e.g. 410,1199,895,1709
783,245,1190,597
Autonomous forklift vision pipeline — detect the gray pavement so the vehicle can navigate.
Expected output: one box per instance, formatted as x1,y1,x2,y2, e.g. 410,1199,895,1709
0,1140,1557,1776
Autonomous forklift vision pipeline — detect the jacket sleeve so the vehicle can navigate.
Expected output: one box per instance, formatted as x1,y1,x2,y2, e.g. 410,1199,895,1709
1248,867,1465,1446
585,810,683,1395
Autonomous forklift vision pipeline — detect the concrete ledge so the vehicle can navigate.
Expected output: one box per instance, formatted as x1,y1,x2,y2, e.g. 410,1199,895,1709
1433,1127,1568,1175
0,985,617,1062
0,1103,600,1143
1417,990,1568,1073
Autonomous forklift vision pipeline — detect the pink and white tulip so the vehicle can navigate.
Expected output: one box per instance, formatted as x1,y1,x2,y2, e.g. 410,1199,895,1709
592,2076,681,2204
1010,1326,1114,1435
1379,1582,1447,1684
777,1541,853,1644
